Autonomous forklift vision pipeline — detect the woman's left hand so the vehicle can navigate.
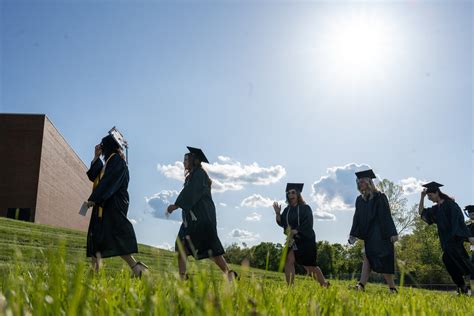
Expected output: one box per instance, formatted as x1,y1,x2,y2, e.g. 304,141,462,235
390,235,399,243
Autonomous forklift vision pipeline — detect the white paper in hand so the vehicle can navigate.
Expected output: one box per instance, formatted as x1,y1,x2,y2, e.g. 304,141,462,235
79,201,89,216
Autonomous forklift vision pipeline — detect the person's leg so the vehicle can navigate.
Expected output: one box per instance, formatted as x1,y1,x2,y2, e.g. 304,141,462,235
304,266,329,287
359,254,371,286
121,254,148,277
121,255,137,268
284,250,296,285
211,255,238,281
442,252,466,288
92,252,102,272
178,251,188,279
383,274,397,290
212,255,229,272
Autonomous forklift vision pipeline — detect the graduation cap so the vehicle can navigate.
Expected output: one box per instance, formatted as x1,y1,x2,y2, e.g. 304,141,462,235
187,146,209,164
422,181,443,193
355,169,376,179
108,126,128,150
286,183,304,193
464,205,474,214
101,127,128,162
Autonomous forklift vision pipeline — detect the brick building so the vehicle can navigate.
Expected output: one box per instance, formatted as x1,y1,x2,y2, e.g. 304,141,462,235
0,114,91,231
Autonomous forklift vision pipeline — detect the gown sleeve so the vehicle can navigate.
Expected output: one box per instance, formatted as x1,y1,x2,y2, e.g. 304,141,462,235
294,204,314,239
88,154,127,205
421,207,434,225
175,168,209,211
378,193,398,238
349,197,361,238
447,201,471,241
86,158,104,182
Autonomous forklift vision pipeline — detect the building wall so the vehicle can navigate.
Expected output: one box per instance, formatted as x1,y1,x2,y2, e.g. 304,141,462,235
0,114,44,219
34,116,91,231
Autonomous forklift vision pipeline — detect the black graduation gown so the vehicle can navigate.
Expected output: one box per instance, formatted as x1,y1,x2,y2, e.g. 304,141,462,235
174,167,225,260
421,200,473,279
277,204,317,266
86,154,138,258
350,192,398,274
468,221,474,278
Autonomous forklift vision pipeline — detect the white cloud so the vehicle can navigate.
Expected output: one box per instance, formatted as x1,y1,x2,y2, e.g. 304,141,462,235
157,157,286,193
245,212,262,222
129,218,137,225
313,211,336,221
157,162,184,181
399,177,425,195
145,190,182,222
241,194,274,208
311,163,372,212
229,228,260,241
219,202,227,207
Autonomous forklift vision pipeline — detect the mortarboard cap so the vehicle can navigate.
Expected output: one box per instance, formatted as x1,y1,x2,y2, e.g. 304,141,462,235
286,183,304,193
355,169,376,179
108,126,128,150
422,181,443,193
464,205,474,214
187,146,209,164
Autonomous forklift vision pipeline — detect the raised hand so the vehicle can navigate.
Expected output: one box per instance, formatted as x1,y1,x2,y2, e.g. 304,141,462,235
273,202,281,215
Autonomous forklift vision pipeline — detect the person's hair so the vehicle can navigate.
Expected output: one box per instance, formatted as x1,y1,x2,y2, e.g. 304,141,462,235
432,189,455,202
184,153,212,187
357,178,379,200
101,136,121,159
286,191,306,205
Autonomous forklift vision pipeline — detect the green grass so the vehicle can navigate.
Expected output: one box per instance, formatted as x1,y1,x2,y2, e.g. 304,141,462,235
0,217,473,315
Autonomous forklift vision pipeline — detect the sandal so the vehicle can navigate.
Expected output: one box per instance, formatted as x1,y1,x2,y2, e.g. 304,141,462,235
131,261,149,278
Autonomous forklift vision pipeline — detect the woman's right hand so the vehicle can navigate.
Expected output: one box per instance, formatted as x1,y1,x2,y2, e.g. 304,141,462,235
421,188,427,198
273,202,281,215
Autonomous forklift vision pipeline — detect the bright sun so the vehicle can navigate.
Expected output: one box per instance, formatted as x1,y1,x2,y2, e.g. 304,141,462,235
314,10,402,81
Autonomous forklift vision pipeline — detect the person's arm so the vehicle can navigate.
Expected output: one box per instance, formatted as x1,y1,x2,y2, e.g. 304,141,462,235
88,155,127,205
349,198,361,242
273,202,283,227
174,168,208,211
86,144,104,182
419,190,434,225
418,189,427,215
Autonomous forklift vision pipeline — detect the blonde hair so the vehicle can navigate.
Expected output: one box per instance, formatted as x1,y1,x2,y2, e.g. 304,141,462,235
357,178,379,200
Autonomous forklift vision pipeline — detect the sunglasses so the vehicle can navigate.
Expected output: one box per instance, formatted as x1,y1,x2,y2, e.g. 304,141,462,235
286,190,298,195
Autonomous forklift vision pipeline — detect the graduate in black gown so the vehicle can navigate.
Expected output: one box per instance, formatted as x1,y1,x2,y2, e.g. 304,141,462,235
273,183,329,287
166,147,237,281
85,132,148,277
464,205,474,295
348,170,398,293
418,182,474,295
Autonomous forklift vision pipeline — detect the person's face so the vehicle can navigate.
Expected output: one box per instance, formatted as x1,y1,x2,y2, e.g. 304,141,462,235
427,192,439,202
287,189,298,204
183,154,190,170
357,179,369,192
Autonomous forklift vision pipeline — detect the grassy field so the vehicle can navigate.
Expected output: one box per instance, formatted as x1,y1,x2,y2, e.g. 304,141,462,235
0,217,473,315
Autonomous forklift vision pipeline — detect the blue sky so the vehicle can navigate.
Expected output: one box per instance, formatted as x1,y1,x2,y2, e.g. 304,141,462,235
1,0,472,249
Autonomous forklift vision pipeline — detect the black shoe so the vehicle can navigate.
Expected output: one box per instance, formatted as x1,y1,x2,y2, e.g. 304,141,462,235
457,285,469,295
228,270,240,280
349,282,365,291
